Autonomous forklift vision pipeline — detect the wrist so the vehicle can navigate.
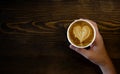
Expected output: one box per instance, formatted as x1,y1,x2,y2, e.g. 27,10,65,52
99,59,116,74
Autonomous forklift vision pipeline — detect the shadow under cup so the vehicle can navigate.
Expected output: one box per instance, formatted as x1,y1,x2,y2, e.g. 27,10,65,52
67,19,96,49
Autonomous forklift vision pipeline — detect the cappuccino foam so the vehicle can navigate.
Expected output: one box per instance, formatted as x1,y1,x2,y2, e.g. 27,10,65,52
68,21,94,46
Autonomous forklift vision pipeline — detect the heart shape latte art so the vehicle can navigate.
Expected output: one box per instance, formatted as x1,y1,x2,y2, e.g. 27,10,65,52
73,25,90,43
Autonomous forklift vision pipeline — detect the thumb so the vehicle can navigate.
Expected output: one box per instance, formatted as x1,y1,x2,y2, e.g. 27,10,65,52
69,45,89,57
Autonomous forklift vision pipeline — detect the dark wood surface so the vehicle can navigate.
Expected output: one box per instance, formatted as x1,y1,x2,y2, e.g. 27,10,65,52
0,0,120,74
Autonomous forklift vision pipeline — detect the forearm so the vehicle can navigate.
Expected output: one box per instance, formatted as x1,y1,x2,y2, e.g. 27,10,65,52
99,58,116,74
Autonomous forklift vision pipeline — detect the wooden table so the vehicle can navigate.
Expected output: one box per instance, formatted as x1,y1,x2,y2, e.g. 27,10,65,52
0,0,120,74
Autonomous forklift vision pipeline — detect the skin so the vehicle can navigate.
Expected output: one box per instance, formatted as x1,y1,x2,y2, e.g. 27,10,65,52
69,19,116,74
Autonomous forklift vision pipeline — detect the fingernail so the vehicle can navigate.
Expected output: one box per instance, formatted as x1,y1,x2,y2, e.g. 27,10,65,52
69,45,73,49
69,45,76,50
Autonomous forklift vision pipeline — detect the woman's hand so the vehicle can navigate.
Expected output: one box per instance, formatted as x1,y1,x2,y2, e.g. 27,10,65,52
69,19,116,74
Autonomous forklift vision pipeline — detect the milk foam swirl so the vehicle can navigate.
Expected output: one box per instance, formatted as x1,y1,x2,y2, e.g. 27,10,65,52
73,25,91,44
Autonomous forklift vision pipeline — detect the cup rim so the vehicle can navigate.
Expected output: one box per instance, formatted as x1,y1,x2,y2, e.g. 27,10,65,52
67,19,96,48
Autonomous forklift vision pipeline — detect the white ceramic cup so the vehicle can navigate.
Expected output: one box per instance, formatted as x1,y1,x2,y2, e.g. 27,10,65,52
67,19,96,48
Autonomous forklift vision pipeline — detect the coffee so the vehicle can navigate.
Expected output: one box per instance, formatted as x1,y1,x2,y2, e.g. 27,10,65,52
67,19,96,48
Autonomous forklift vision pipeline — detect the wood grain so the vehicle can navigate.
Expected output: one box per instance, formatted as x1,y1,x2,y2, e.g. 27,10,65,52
0,0,120,74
